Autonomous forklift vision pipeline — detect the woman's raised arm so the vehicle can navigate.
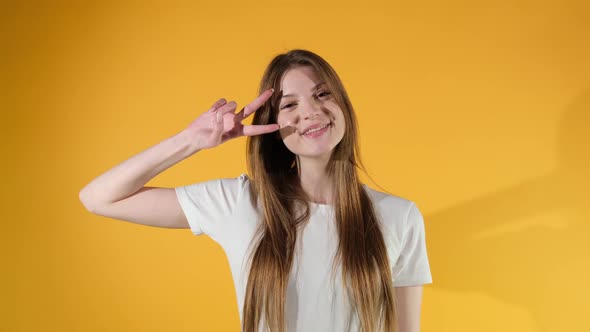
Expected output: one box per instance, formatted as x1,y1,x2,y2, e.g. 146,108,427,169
78,90,278,228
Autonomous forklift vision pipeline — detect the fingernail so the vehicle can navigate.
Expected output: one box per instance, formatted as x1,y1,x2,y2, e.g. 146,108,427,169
270,88,275,93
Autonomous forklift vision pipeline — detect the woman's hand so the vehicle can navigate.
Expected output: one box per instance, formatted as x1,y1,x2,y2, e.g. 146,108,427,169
184,89,279,150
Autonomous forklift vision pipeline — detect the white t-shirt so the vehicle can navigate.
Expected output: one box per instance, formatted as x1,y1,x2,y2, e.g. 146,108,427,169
175,173,432,331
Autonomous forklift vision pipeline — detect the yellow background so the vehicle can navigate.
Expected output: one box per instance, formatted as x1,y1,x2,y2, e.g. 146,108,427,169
2,0,589,331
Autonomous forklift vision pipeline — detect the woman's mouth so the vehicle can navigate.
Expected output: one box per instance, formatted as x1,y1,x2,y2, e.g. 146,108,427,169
302,123,331,138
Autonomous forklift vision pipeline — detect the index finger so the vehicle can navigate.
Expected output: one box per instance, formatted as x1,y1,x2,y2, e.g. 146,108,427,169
238,88,274,120
243,124,280,136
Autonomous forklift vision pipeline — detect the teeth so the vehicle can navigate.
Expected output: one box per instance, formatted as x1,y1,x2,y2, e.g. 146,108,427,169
304,124,329,135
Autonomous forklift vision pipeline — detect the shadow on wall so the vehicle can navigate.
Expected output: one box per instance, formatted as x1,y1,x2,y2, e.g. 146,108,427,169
425,88,589,331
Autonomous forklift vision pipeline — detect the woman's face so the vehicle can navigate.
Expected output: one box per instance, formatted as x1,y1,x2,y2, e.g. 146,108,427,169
276,66,346,158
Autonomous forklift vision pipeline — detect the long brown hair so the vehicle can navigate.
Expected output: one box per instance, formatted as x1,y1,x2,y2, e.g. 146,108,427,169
244,49,397,332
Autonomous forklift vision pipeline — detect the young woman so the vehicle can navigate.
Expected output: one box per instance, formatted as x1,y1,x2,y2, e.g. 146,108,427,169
79,49,432,332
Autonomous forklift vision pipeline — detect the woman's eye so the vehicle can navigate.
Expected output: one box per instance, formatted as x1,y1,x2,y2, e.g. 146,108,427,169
280,103,295,110
317,91,331,98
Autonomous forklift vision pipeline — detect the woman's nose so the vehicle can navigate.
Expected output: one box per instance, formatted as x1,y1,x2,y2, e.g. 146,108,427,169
300,99,322,119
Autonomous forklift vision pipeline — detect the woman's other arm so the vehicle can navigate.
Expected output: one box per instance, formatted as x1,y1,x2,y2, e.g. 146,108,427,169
395,285,424,332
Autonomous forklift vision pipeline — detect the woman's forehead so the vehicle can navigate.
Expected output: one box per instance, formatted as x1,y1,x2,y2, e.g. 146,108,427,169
279,66,322,92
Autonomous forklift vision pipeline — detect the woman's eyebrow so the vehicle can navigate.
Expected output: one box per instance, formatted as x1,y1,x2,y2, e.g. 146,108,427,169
281,82,326,99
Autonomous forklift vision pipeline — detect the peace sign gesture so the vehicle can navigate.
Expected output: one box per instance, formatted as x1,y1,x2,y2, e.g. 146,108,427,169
185,89,279,150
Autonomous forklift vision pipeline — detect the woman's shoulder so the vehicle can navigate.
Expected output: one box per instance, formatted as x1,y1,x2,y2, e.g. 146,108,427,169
363,184,413,207
177,173,252,200
362,184,416,220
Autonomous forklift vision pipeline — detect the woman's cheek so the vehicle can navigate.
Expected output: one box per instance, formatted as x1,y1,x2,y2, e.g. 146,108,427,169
277,112,291,126
277,115,295,131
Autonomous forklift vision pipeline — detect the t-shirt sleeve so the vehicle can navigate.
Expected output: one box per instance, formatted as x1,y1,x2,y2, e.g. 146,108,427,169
392,202,433,287
174,173,249,238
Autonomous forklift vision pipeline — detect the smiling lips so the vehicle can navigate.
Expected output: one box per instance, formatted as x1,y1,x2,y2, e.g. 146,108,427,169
302,123,331,137
302,123,331,136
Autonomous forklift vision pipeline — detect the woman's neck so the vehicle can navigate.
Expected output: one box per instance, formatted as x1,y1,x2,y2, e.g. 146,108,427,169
297,154,333,204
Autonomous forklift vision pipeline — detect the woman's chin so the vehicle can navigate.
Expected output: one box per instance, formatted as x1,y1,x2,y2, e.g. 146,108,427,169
295,146,335,159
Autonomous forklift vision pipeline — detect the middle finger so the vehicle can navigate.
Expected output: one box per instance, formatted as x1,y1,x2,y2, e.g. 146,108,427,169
238,88,274,120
